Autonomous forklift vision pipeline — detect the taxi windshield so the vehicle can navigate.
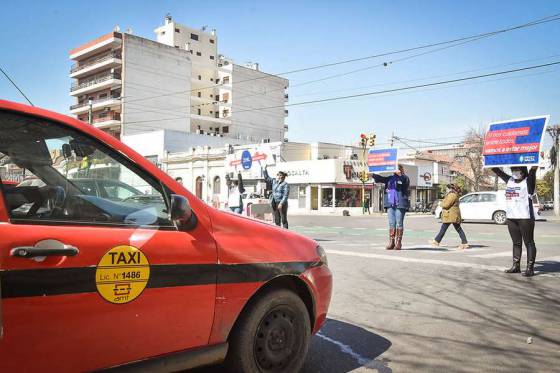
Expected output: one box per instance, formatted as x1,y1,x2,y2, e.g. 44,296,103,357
0,110,171,227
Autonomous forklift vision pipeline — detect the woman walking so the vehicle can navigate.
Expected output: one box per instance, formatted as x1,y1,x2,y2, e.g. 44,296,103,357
371,164,410,250
492,166,538,277
429,184,469,249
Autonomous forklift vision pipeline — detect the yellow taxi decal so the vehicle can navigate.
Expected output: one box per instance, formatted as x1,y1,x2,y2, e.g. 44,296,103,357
95,245,150,304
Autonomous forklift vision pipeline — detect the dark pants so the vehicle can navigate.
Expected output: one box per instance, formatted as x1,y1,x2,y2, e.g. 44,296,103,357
507,219,536,263
435,223,468,244
272,200,288,229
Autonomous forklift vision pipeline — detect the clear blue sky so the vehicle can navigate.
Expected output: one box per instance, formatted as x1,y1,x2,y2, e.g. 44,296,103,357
1,0,559,148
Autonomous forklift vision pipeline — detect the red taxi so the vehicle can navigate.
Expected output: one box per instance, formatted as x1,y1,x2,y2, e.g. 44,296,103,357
0,100,332,372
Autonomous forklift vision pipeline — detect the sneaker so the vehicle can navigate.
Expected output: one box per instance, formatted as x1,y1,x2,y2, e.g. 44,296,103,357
458,243,469,250
428,239,440,247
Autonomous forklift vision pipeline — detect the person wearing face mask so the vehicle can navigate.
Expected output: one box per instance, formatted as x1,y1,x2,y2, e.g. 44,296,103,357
429,184,469,249
371,164,410,250
263,166,290,229
491,166,538,277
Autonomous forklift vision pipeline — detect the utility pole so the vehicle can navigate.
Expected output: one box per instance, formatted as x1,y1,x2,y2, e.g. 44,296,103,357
88,98,93,125
547,124,560,216
390,131,394,147
359,133,376,214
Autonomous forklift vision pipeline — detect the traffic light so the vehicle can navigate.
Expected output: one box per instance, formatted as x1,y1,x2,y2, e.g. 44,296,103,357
360,133,367,147
368,134,376,147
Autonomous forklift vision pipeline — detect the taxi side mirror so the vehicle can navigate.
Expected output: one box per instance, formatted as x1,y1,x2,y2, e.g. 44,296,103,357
170,194,197,230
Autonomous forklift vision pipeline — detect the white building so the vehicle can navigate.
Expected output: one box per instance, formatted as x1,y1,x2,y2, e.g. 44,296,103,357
69,16,289,142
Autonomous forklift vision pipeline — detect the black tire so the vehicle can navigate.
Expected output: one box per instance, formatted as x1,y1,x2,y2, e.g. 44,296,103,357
493,210,507,225
225,288,311,373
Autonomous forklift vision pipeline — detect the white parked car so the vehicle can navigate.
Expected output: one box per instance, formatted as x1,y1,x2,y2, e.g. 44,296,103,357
434,191,543,225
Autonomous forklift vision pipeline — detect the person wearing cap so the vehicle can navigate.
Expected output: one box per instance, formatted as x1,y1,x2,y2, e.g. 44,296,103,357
371,164,410,250
263,166,290,228
491,165,539,277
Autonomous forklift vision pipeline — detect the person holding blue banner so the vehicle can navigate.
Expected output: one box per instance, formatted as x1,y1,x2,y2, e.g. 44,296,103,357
491,166,538,277
371,164,410,250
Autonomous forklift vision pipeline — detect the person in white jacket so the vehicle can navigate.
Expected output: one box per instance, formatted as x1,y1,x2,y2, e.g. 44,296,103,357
226,171,245,214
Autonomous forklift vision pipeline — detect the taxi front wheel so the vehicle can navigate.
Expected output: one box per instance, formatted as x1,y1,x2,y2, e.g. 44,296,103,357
225,288,311,373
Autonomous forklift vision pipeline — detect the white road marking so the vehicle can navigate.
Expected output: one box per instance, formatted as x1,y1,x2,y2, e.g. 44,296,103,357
541,256,560,262
353,227,368,230
471,251,513,258
325,249,559,278
316,333,391,372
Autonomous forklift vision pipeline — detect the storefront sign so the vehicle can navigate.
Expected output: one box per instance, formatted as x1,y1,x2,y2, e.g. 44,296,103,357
483,115,549,167
367,148,398,172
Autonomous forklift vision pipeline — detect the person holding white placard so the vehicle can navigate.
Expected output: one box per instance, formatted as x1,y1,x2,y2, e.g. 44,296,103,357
491,166,538,277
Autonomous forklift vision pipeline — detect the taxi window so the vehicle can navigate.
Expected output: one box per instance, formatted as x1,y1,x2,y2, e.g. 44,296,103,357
0,110,173,229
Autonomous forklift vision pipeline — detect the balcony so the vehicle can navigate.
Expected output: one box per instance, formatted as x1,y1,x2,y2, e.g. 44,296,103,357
69,96,121,115
92,112,121,129
70,51,122,78
70,73,121,96
70,32,122,60
190,113,231,125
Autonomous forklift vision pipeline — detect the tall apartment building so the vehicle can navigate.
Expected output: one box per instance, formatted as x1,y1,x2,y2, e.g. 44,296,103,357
69,16,289,142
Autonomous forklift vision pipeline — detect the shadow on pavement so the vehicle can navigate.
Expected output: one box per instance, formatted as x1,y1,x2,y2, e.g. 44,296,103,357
535,259,560,275
301,318,392,373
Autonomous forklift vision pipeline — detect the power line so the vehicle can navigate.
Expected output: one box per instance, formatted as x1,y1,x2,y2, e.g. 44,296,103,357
0,66,34,106
120,13,560,106
232,61,560,114
120,60,560,125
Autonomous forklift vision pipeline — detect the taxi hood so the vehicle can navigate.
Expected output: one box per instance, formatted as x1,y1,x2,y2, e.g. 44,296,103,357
207,208,320,265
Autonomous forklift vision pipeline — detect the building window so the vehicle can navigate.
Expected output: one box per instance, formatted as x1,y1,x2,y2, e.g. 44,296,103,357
195,177,203,199
210,78,214,82
98,93,107,99
197,108,201,115
222,126,229,134
197,92,202,98
191,33,199,41
196,51,202,56
210,94,213,98
210,55,215,60
198,75,202,80
223,76,230,84
161,31,165,35
210,111,213,114
222,92,230,102
210,39,215,44
175,28,180,33
175,46,179,48
213,176,221,195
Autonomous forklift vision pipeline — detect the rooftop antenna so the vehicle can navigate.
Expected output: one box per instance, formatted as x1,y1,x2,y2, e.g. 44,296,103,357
114,25,120,32
202,25,208,31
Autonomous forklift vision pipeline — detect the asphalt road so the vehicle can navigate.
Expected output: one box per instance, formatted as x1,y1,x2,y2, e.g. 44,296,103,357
295,212,560,373
198,212,560,372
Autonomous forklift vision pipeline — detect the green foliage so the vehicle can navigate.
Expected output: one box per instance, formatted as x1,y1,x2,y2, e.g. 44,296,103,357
454,175,468,194
536,170,554,200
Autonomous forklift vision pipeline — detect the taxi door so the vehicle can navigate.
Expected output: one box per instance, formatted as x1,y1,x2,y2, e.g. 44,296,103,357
0,109,217,372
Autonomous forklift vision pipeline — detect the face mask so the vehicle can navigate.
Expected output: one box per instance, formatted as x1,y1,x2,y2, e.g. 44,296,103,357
512,171,523,180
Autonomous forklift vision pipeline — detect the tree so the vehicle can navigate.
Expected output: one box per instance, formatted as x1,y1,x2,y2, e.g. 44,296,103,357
454,128,494,192
536,170,554,200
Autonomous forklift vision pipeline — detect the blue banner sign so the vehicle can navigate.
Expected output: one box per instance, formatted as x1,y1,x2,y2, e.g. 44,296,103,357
367,148,398,172
483,116,549,168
